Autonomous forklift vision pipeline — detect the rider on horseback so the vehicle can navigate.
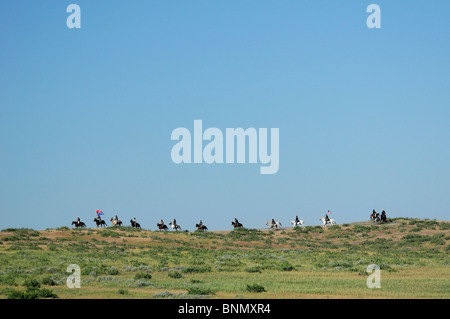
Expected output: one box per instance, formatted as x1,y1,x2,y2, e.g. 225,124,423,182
381,210,387,222
324,212,330,224
233,218,242,228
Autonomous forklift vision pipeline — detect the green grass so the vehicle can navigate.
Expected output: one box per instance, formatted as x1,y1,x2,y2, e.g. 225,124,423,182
0,218,448,299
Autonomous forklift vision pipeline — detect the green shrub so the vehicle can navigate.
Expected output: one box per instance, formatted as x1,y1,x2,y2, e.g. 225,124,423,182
278,261,294,271
408,219,439,229
6,289,26,299
0,274,17,286
353,225,371,233
246,284,265,293
100,230,120,238
23,279,40,290
181,266,212,273
226,228,268,242
245,266,262,273
41,276,57,286
187,287,214,295
105,266,119,275
118,289,129,295
168,271,183,279
6,280,58,299
134,273,152,280
37,288,58,298
301,226,324,234
402,234,434,243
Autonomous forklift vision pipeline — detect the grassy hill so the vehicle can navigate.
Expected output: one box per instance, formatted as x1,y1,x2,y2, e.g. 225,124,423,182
0,218,449,299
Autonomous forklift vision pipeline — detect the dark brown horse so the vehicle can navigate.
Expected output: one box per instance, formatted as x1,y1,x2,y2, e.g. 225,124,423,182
231,221,243,229
93,218,107,228
157,222,168,231
195,223,208,231
72,221,86,228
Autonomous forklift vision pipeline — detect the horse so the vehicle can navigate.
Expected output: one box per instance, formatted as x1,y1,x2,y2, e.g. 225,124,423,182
130,219,141,229
370,213,382,223
231,221,243,229
93,218,107,228
157,222,168,231
168,222,181,231
290,220,305,227
319,217,336,226
72,221,86,228
110,218,123,226
266,221,282,228
195,223,208,231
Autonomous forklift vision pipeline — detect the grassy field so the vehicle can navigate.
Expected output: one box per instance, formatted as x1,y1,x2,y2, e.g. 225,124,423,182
0,218,449,299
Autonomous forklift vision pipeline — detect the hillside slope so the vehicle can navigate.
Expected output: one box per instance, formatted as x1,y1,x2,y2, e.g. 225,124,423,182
0,218,449,299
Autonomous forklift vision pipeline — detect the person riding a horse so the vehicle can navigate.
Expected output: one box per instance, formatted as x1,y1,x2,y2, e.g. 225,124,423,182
295,215,300,223
381,210,387,222
232,218,243,228
271,218,276,227
72,218,86,228
130,217,140,228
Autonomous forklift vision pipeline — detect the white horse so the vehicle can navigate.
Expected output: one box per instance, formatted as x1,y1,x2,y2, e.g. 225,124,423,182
168,222,181,231
290,220,305,227
319,217,336,226
266,221,282,228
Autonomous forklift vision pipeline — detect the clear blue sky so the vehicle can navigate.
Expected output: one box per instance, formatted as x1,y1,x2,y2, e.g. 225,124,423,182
1,1,449,230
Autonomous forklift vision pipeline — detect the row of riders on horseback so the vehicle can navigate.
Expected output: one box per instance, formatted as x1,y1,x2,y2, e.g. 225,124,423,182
73,215,236,231
72,210,389,230
73,216,308,229
73,215,204,231
158,219,210,231
73,215,139,229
